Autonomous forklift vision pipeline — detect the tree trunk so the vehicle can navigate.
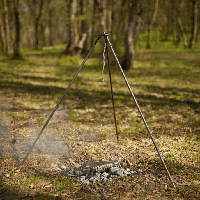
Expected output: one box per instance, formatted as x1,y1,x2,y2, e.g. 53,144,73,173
94,0,107,46
115,1,127,44
172,0,176,44
3,0,10,54
110,0,116,41
176,25,181,48
107,1,112,35
124,14,135,70
34,19,39,50
0,18,5,51
40,17,46,48
156,16,159,45
25,0,45,50
48,9,53,46
99,0,107,33
122,0,144,70
176,0,188,48
64,0,87,56
133,16,142,46
80,0,87,53
13,0,21,58
189,0,198,49
146,0,159,49
91,0,96,47
64,0,77,55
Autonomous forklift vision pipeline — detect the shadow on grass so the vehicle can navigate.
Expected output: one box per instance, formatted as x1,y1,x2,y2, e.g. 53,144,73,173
1,75,199,111
0,180,62,200
0,76,199,140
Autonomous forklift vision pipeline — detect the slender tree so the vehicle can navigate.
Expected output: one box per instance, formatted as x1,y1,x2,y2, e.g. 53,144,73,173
172,0,176,44
94,0,107,33
13,0,21,58
80,0,87,53
0,1,5,51
0,24,4,51
25,0,45,50
146,0,159,49
63,0,87,56
189,0,198,49
3,0,11,54
122,0,144,70
176,0,188,48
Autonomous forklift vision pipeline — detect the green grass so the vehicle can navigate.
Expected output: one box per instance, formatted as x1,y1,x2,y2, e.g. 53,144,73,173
0,38,200,199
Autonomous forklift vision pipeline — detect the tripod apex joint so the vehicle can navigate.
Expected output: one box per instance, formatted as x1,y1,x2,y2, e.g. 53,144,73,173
99,32,109,37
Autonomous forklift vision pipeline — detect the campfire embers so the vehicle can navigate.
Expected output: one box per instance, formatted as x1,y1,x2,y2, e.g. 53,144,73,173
61,160,142,184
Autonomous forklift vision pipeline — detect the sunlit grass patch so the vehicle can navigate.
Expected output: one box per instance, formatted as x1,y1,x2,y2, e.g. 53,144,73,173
0,45,200,199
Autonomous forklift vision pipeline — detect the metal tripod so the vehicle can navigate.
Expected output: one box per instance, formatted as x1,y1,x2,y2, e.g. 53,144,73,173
21,32,176,188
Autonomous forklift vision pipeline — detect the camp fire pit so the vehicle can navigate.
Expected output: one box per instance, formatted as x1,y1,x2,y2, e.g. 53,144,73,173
61,160,142,184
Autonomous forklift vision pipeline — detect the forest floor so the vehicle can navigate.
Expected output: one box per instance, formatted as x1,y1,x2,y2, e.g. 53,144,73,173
0,46,200,199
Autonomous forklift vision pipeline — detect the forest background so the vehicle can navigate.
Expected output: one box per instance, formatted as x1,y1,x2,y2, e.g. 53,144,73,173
0,0,199,68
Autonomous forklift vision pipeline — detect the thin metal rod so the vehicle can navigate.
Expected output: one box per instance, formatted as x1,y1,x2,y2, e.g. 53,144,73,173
21,36,101,165
104,34,119,142
106,37,176,188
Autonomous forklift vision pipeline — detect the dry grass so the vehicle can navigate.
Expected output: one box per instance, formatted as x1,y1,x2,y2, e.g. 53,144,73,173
0,47,200,199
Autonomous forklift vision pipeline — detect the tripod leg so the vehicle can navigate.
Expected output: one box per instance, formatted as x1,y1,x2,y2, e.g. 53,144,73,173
104,37,119,142
106,36,176,188
21,35,101,165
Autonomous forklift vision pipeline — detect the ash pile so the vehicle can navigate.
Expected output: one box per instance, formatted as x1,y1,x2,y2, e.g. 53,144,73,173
61,160,142,184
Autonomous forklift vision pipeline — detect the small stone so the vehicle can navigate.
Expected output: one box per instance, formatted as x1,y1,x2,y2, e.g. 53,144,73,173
79,176,85,182
29,183,34,189
102,172,109,178
157,177,161,182
83,179,90,184
116,170,124,177
101,177,107,182
164,184,168,190
45,184,53,188
110,167,118,174
61,165,67,170
74,170,84,176
89,177,95,183
4,173,10,178
123,170,130,176
143,181,148,186
130,171,136,174
138,169,142,173
94,173,101,181
157,175,162,182
110,175,118,179
67,171,76,177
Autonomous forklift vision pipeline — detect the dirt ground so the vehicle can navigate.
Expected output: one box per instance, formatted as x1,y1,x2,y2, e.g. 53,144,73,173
0,90,199,200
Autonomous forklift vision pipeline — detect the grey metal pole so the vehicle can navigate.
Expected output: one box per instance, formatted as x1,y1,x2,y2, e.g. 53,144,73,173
21,35,101,165
106,36,176,188
104,34,119,142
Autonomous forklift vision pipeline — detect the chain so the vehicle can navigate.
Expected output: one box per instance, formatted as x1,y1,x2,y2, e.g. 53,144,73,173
102,38,106,83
